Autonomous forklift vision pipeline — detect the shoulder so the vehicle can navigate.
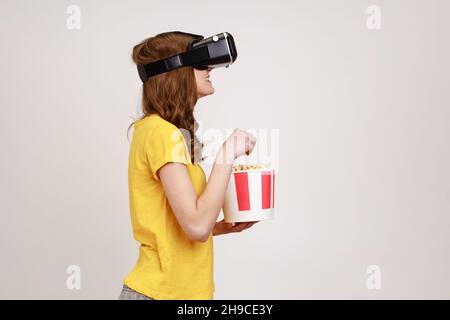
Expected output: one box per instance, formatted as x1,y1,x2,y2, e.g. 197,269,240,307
141,116,190,153
137,114,182,138
141,116,192,166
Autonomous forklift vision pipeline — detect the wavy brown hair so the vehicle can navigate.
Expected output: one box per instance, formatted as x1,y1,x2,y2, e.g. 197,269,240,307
127,31,205,164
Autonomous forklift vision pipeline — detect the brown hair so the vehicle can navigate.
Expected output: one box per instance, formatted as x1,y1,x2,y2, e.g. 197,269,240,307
127,31,205,163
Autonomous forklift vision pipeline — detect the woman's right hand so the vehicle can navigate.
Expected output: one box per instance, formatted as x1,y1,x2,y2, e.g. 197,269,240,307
221,128,257,163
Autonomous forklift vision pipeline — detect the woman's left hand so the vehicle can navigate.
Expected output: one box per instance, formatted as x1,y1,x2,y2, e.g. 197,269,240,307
212,219,259,236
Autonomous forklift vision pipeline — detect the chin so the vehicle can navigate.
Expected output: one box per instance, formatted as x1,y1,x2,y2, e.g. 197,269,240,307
197,85,215,98
203,89,215,96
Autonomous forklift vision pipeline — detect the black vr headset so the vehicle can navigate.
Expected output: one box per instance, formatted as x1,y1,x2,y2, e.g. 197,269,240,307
137,31,238,82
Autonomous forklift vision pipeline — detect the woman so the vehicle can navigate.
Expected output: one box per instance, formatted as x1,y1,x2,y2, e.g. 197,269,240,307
119,31,258,300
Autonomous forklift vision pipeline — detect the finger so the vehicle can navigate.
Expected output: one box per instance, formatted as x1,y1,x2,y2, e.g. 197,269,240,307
232,222,250,232
243,222,256,229
243,222,254,230
243,222,255,230
225,222,236,229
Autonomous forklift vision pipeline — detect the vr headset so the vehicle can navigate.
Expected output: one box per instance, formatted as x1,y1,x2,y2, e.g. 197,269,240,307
137,31,238,82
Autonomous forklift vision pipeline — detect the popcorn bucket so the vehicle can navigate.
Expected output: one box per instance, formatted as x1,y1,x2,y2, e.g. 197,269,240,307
223,168,276,223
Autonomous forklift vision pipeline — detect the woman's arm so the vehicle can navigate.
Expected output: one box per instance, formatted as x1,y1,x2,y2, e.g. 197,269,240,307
158,129,256,242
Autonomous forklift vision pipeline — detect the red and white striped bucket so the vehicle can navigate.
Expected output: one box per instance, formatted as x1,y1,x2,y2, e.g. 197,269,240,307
223,168,276,223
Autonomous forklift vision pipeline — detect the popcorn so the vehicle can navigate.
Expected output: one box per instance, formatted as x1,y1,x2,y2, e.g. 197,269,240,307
232,163,268,172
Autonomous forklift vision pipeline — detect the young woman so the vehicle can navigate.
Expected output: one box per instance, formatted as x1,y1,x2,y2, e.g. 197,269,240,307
119,31,258,300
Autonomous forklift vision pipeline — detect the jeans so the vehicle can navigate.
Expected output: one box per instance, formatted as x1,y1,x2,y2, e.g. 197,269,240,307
118,285,154,300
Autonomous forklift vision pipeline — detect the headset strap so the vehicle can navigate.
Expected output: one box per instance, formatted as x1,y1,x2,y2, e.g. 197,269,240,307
142,46,210,79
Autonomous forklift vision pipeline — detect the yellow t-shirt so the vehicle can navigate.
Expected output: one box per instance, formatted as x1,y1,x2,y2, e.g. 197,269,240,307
123,114,214,300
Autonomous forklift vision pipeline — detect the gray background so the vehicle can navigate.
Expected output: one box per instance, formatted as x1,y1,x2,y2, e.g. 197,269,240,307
1,0,449,299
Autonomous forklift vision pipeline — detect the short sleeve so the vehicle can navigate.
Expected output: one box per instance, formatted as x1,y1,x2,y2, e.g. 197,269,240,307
145,124,192,181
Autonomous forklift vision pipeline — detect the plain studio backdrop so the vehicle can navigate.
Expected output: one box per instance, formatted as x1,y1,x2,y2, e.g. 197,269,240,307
1,0,449,299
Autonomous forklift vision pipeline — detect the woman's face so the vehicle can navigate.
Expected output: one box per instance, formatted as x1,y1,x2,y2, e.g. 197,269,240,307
194,67,214,99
